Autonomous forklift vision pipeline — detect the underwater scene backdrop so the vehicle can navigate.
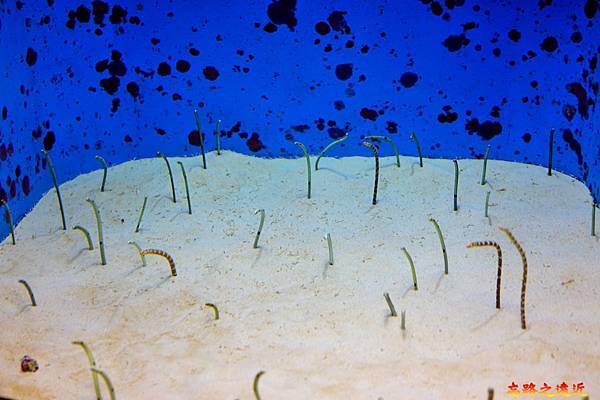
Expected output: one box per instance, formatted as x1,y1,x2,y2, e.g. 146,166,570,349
0,0,597,238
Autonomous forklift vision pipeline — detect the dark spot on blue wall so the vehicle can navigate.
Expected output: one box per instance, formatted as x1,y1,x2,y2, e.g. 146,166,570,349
540,36,558,52
584,0,598,18
176,60,191,73
25,48,37,66
76,5,90,22
508,29,521,42
566,82,589,119
111,98,120,112
109,5,127,24
188,130,202,146
267,0,297,31
462,22,477,31
538,0,552,10
335,63,353,80
96,59,108,72
92,1,110,25
203,66,219,81
442,34,469,52
126,82,139,99
400,72,418,88
100,76,120,94
263,22,278,33
430,2,443,16
157,62,171,76
43,131,55,151
563,129,583,164
386,121,398,134
22,176,30,196
563,104,576,121
107,51,126,76
438,106,458,123
360,107,378,121
291,125,310,132
328,127,345,139
247,132,266,152
327,11,350,34
315,21,330,35
465,118,502,140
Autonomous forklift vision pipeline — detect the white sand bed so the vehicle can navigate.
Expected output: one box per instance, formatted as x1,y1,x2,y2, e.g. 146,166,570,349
1,151,599,399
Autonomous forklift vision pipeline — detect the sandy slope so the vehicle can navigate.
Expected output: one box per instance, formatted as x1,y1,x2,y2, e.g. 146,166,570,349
1,150,599,399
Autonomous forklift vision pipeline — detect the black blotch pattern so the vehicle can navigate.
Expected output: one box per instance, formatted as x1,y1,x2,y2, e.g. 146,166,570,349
386,121,398,134
563,104,576,121
566,82,590,119
335,63,353,80
203,66,220,81
462,22,477,31
538,0,552,10
508,29,521,42
247,133,266,152
188,130,203,146
540,36,558,52
263,22,278,33
438,106,458,123
267,0,297,31
315,21,330,35
584,0,598,18
111,98,120,112
571,31,582,43
328,127,345,139
107,51,126,76
327,11,350,34
43,131,55,151
21,176,30,196
109,5,127,24
25,48,37,66
92,2,109,24
100,76,120,95
465,118,502,140
1,0,599,237
75,5,90,22
176,59,191,73
400,72,418,88
360,107,378,121
126,82,139,99
291,125,310,132
443,34,470,52
563,129,583,164
157,62,171,76
96,51,126,95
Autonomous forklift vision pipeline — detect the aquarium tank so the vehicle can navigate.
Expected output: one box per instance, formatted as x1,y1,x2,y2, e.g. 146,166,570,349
1,0,598,399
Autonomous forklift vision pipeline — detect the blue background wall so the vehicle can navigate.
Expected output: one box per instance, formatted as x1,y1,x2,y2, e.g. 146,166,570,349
0,0,598,238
